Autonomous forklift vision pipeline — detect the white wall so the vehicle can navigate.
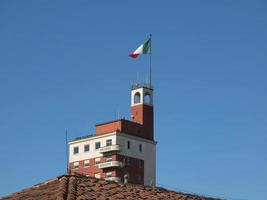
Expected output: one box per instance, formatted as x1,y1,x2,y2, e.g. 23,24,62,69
69,133,117,163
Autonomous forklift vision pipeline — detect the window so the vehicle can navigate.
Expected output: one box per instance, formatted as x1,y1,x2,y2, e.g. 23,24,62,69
95,157,100,164
126,157,130,166
95,173,100,179
134,92,141,104
106,172,112,178
139,144,142,152
73,146,79,155
73,162,79,169
144,93,151,104
95,142,101,150
84,160,90,168
106,139,112,146
138,160,142,168
106,155,112,162
84,144,90,152
127,141,130,149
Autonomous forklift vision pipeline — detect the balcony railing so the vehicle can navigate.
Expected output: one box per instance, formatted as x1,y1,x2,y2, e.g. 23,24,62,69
98,161,122,169
105,177,121,182
99,144,120,153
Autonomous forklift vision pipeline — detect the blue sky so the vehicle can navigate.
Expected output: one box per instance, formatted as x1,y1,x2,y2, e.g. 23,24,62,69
0,0,266,199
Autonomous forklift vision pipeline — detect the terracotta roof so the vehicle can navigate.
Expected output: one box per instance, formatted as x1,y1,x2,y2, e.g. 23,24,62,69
1,174,220,200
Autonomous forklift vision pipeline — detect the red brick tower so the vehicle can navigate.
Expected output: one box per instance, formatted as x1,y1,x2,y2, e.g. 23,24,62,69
130,84,154,141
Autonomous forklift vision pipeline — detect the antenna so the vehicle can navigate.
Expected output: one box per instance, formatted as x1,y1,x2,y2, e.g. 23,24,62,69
116,107,120,119
118,107,120,119
65,129,69,174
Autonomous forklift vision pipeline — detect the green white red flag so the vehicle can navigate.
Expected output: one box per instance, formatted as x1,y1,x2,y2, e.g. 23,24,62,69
129,38,151,58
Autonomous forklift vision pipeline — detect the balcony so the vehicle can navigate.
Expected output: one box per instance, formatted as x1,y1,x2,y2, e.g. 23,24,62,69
99,144,120,153
105,177,121,182
98,161,122,169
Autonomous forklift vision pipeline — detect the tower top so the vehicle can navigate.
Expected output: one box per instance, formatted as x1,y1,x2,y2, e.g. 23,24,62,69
131,83,153,106
131,83,153,91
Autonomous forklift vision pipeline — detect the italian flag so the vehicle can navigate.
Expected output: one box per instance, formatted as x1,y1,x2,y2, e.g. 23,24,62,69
129,38,151,58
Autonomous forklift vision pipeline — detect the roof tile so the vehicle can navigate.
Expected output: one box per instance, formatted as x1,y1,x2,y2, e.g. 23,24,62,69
1,174,220,200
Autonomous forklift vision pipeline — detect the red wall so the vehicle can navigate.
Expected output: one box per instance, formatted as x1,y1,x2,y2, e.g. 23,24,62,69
69,154,144,185
95,120,122,135
95,118,153,141
131,104,154,140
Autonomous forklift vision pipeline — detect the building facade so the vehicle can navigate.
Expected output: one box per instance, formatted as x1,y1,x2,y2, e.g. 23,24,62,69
68,83,156,185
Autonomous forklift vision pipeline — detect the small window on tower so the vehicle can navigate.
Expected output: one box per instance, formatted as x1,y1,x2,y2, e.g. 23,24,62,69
73,146,79,155
84,144,90,152
127,141,131,149
106,139,112,146
134,92,141,104
95,142,101,150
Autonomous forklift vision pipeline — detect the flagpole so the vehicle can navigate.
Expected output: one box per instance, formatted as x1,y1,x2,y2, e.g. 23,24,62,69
149,34,152,88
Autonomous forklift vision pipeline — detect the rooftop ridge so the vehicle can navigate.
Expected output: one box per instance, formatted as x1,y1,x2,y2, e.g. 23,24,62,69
1,174,221,200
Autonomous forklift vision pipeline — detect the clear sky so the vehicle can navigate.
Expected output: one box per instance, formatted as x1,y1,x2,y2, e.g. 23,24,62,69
0,1,266,199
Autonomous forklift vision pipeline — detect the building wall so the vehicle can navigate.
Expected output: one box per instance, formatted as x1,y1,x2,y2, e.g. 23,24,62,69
69,132,156,186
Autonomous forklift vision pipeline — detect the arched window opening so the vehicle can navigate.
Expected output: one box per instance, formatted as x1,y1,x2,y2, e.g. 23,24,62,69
144,93,151,104
134,92,141,104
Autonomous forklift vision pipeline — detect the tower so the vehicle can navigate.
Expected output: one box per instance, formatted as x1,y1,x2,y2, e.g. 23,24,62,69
68,83,156,185
131,84,154,141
